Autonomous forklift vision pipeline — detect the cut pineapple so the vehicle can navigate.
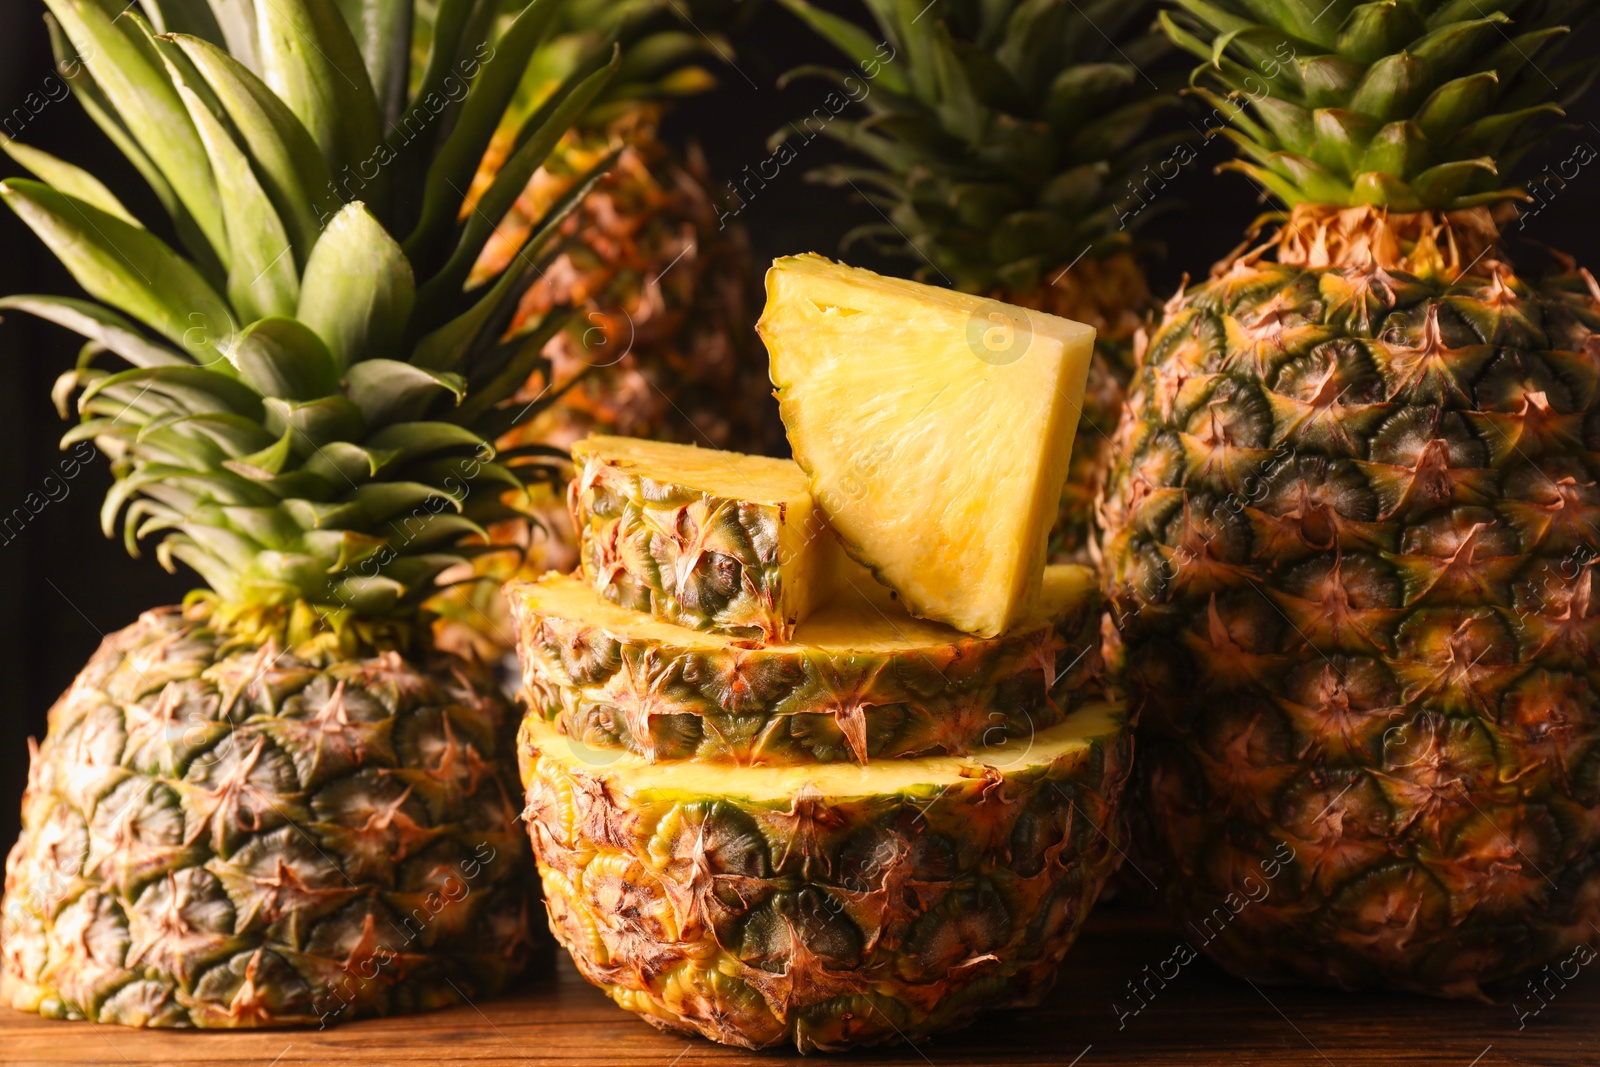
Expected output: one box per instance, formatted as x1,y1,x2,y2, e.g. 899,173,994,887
759,254,1096,637
518,699,1130,1051
570,435,847,643
506,564,1102,763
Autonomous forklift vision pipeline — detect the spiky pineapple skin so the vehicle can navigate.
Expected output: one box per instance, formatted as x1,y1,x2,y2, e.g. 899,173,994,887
1100,253,1600,996
1,606,534,1027
568,443,820,644
517,707,1131,1051
507,572,1102,765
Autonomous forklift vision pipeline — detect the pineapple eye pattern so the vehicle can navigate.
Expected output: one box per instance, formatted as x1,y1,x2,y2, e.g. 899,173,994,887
1100,0,1600,1001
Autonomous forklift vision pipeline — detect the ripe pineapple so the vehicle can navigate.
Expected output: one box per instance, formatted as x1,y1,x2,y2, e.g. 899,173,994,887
430,0,773,663
776,0,1173,561
507,265,1127,1047
467,104,770,451
457,0,767,447
759,255,1096,637
509,564,1104,763
1100,0,1600,995
519,697,1131,1051
0,0,620,1026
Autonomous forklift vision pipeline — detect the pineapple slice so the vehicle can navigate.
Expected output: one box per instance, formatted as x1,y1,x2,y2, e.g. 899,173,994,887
519,698,1130,1051
570,435,852,643
759,254,1096,637
506,563,1103,763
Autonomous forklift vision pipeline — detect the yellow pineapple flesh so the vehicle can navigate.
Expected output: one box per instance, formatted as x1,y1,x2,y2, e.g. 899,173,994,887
758,255,1095,636
509,563,1104,763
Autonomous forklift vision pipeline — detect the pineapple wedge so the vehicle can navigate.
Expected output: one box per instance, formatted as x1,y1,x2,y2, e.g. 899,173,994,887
507,564,1103,764
759,254,1096,637
570,435,850,643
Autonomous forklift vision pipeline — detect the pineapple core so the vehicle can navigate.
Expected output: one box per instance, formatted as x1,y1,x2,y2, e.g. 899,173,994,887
759,254,1096,637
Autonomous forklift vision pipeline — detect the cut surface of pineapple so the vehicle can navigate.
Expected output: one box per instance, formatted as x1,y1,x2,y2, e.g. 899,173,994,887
506,564,1102,763
519,699,1129,1051
759,254,1095,636
570,434,846,643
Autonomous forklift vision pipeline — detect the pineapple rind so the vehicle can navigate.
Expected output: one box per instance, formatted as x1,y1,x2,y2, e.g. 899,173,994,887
1,607,533,1026
1101,260,1600,996
569,435,841,643
507,566,1103,764
518,702,1131,1052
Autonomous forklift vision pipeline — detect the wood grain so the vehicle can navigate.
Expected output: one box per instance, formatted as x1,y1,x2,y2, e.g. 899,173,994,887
2,906,1592,1066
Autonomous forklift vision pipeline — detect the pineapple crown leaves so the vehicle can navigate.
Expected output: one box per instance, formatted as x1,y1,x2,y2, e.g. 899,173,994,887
1164,0,1600,212
776,0,1185,294
0,0,622,620
446,0,744,138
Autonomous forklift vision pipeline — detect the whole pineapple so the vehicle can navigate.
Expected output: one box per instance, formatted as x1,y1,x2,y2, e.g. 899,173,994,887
776,0,1175,561
0,0,619,1026
456,0,772,453
1100,0,1600,995
428,0,772,664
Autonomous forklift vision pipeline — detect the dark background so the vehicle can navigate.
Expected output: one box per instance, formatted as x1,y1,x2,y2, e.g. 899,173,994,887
3,2,1600,848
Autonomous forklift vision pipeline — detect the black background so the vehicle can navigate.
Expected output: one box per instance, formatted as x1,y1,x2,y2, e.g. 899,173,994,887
2,1,1600,847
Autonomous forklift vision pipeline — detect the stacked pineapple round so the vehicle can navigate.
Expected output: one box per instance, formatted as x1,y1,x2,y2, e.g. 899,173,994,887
506,258,1129,1050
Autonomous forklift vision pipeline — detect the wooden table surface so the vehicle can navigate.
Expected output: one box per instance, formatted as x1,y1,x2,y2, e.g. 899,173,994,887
3,905,1591,1066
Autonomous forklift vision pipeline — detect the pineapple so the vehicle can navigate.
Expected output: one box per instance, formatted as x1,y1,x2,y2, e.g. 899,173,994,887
0,0,620,1026
461,8,772,449
430,0,773,663
474,119,770,452
1099,0,1600,995
569,435,852,643
775,0,1174,561
759,255,1096,637
507,563,1104,763
508,259,1123,1050
519,697,1131,1051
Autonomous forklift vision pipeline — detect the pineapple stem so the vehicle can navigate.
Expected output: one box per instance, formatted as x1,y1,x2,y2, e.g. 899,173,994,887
183,590,422,660
1222,202,1512,282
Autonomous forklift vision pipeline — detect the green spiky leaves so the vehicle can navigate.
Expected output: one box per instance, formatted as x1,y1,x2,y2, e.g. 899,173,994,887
3,0,620,618
1164,0,1598,210
464,0,738,139
777,0,1179,293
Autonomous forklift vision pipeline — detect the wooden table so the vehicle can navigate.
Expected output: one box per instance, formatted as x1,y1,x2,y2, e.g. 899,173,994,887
3,906,1591,1066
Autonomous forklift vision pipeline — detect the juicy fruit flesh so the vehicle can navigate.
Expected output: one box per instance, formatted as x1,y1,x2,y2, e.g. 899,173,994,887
1,607,533,1027
518,701,1130,1051
514,563,1097,654
573,434,811,504
1100,256,1600,996
570,435,844,642
531,699,1120,795
760,254,1095,637
506,566,1103,763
